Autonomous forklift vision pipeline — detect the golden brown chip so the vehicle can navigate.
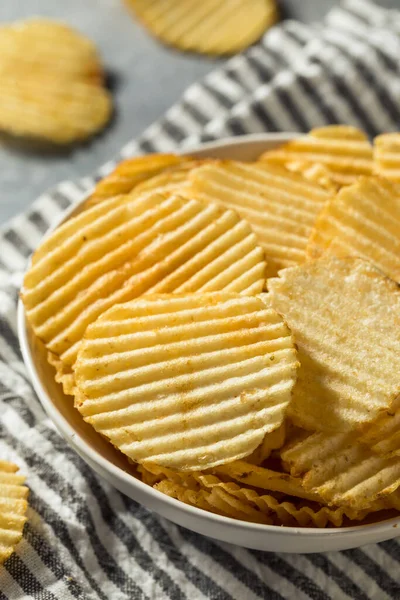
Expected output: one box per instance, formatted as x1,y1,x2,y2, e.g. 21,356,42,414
88,154,185,204
261,126,373,187
157,474,370,527
268,257,400,432
0,19,111,143
23,192,267,377
126,0,278,56
286,161,339,193
374,133,400,182
211,459,319,501
0,461,28,564
183,160,330,277
302,443,400,510
75,292,298,471
358,396,400,459
307,177,400,282
246,422,286,465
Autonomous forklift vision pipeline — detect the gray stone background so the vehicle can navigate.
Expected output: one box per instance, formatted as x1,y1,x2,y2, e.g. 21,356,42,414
0,0,399,223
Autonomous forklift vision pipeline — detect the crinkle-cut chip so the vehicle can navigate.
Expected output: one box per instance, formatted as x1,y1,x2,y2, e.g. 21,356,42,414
358,397,400,458
0,461,28,564
261,126,373,187
193,474,370,527
47,351,76,396
307,177,400,281
23,192,267,371
281,430,352,477
210,460,319,501
268,257,400,432
286,161,339,193
0,19,110,143
0,19,104,84
75,293,298,471
374,133,400,182
155,480,221,515
138,463,200,489
0,74,111,144
303,443,400,509
125,0,278,56
246,422,286,465
87,154,184,203
184,160,330,278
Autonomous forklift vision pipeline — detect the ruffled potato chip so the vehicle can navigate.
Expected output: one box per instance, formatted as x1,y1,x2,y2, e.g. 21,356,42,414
261,126,373,187
23,192,267,379
75,293,298,471
0,461,28,564
268,257,400,432
307,177,400,282
0,19,111,143
126,0,278,56
184,160,330,277
374,133,400,182
88,154,185,204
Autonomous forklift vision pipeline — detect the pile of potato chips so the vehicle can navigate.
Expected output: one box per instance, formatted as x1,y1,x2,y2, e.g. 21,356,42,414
22,125,400,528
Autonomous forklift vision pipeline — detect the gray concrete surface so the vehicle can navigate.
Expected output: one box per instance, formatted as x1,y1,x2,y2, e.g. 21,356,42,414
0,0,398,223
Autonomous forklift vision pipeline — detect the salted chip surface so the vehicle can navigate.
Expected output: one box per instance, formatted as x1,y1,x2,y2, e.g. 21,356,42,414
268,257,400,432
307,177,400,282
0,461,28,564
184,161,330,277
88,154,185,204
302,443,400,510
261,126,373,187
126,0,278,56
23,192,267,373
74,293,298,471
374,133,400,181
0,18,111,143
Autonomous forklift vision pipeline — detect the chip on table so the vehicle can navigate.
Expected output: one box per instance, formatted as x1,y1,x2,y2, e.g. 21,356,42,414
0,18,111,143
0,461,28,564
125,0,278,55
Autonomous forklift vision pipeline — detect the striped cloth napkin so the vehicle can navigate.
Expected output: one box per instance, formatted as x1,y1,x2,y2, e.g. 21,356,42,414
1,0,400,598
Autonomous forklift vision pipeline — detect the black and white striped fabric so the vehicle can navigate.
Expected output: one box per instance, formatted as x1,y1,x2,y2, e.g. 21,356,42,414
1,0,400,597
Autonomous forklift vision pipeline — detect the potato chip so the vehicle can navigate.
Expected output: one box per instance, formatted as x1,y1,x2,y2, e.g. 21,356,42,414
307,177,400,281
23,192,267,374
302,443,400,510
286,161,339,193
47,351,76,396
88,155,185,204
126,0,278,56
246,422,286,465
184,161,330,277
268,257,400,432
74,293,298,471
158,474,368,527
211,459,320,501
281,430,351,477
374,133,400,182
358,396,400,458
261,126,373,187
0,19,104,84
0,19,111,143
0,461,28,564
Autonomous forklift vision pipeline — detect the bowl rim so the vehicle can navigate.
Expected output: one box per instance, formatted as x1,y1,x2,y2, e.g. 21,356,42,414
18,131,400,539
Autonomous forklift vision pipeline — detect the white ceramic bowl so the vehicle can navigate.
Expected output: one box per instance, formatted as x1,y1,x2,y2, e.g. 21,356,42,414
18,133,400,553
